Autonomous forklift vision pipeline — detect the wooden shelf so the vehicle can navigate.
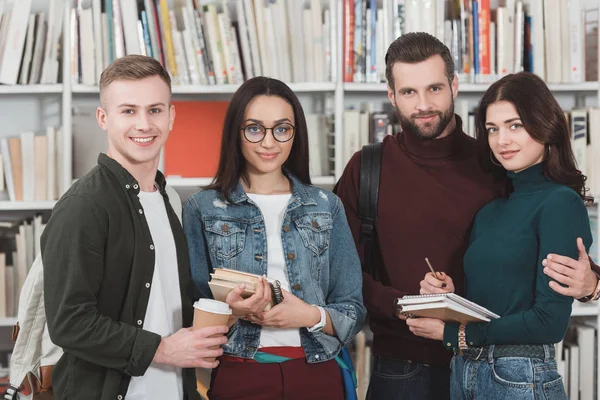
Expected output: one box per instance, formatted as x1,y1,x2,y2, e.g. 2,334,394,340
73,82,336,95
344,81,600,93
167,176,336,188
0,201,57,211
0,84,63,94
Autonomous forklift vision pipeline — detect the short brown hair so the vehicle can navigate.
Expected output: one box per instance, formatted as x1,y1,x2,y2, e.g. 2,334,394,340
99,55,171,103
385,32,455,90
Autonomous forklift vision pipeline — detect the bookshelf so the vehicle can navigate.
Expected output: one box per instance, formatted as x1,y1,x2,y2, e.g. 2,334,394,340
1,0,600,398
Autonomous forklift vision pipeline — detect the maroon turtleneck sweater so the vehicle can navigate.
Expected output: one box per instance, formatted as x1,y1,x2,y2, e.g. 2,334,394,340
336,116,504,365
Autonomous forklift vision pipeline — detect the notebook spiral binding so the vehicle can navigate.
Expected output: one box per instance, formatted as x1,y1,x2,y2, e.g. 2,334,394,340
271,280,284,304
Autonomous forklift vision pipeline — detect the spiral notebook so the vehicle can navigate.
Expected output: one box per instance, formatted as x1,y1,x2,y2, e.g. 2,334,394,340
396,293,500,323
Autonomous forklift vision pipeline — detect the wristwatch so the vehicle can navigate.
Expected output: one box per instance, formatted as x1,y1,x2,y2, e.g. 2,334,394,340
581,274,600,302
307,306,327,332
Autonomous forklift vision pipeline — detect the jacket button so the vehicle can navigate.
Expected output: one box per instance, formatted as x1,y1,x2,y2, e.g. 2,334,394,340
283,225,290,232
222,223,229,232
118,396,123,400
312,220,319,229
293,283,301,290
137,320,143,326
287,252,295,260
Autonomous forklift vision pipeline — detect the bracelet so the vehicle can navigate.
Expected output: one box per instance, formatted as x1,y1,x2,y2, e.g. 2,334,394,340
458,323,468,350
581,275,600,302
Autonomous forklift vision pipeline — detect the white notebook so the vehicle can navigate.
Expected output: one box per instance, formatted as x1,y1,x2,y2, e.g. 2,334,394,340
396,293,500,323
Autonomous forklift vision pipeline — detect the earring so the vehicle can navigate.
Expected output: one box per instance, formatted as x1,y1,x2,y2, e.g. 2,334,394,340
490,150,502,167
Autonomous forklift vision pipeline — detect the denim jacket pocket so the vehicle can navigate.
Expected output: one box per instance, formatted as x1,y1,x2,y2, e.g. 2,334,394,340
203,218,247,261
293,213,333,255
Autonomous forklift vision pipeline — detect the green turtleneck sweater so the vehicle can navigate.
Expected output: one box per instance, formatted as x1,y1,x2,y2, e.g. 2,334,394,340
443,162,593,348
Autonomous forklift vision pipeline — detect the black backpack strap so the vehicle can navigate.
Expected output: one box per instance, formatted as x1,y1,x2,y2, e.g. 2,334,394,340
358,142,383,278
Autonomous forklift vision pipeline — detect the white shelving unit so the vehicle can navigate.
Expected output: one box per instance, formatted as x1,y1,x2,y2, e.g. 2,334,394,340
0,318,17,328
2,0,600,392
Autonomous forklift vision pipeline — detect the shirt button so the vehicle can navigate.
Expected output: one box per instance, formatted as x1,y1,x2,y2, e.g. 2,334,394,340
293,283,301,290
287,252,295,260
469,342,474,346
139,209,143,214
137,320,143,326
447,342,452,347
133,184,139,189
150,244,154,250
222,223,229,232
283,225,290,232
145,283,150,288
315,354,320,359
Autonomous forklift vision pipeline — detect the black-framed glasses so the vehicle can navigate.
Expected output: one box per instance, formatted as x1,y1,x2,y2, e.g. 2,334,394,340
241,122,295,143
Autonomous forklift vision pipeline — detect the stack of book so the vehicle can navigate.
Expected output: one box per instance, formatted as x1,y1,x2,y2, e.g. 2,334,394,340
208,268,277,310
396,293,500,323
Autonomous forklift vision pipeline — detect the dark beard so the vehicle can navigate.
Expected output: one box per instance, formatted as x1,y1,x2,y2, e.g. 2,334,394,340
397,101,455,140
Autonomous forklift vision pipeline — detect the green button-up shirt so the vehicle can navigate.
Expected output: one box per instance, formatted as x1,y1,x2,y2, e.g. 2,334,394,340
42,154,200,400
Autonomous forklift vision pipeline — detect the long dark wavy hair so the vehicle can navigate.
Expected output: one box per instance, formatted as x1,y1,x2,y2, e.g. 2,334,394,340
205,77,311,201
476,71,592,203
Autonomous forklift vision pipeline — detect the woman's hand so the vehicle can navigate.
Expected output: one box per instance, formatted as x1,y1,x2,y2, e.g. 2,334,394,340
420,272,455,294
406,318,445,341
225,276,273,317
246,289,321,329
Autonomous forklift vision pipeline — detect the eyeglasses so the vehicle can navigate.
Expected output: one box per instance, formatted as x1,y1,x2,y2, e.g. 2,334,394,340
241,122,295,143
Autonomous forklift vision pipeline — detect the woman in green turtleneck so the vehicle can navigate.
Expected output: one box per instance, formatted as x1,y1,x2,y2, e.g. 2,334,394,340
406,72,593,400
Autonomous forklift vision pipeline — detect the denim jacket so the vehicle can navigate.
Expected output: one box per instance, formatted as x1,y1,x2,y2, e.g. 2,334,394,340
183,173,366,364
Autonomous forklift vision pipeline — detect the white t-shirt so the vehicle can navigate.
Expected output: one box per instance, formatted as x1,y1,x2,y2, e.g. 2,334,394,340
127,189,183,400
247,193,302,348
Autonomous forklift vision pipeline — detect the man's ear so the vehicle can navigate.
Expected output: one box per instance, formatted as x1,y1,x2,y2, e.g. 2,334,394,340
96,107,108,131
169,104,176,131
451,74,459,100
387,85,396,107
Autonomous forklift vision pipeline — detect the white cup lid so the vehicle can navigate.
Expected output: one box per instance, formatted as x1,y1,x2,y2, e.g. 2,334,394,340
193,298,232,315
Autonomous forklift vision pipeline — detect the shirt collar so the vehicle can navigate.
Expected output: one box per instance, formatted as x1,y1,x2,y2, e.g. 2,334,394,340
228,170,316,206
97,153,167,195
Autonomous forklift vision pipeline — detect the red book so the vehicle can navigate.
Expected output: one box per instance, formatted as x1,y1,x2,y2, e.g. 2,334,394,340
163,101,229,178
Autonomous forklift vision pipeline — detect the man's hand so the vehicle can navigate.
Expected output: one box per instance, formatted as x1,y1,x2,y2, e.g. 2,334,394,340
406,318,445,341
420,272,455,295
543,237,599,299
153,325,228,369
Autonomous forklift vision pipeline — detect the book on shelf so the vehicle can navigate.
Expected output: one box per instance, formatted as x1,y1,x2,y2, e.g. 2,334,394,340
0,0,65,85
0,214,46,319
395,292,500,323
64,0,337,87
342,0,599,85
208,267,283,310
0,126,64,202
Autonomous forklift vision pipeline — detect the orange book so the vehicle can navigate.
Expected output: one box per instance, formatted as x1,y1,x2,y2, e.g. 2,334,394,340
343,0,355,82
478,0,491,75
164,101,229,178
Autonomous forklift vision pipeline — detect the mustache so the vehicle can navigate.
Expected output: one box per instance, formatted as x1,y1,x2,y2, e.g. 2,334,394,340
411,112,442,118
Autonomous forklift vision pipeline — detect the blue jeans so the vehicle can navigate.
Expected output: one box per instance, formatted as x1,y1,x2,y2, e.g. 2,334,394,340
366,357,450,400
450,345,566,400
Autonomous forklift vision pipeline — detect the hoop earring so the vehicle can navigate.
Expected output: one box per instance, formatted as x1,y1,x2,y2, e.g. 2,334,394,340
490,151,502,167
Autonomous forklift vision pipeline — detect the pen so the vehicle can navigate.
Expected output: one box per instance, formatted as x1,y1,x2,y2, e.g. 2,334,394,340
425,257,447,288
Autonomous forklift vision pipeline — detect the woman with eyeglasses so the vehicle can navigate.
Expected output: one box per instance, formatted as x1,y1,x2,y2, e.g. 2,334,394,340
183,77,366,399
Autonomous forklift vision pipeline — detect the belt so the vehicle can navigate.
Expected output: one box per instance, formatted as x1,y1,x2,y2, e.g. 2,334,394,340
459,344,555,360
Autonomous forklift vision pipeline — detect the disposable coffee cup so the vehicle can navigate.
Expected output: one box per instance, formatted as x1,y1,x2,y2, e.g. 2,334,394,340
193,299,232,362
